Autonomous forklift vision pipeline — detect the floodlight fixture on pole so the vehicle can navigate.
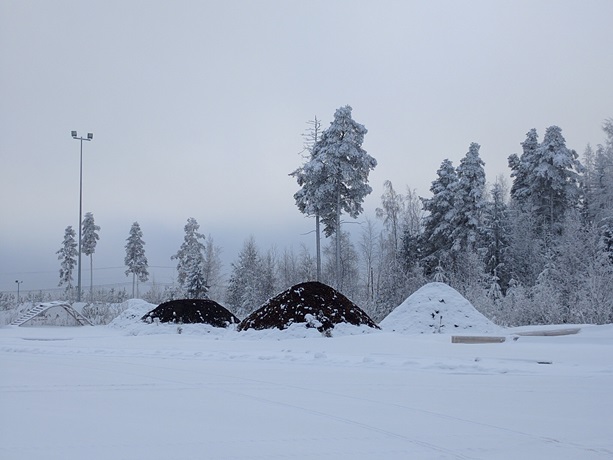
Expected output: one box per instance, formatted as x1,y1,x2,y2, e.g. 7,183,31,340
71,130,94,302
15,280,23,304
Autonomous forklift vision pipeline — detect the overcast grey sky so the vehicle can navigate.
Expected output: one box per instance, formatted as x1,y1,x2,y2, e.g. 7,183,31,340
1,0,612,294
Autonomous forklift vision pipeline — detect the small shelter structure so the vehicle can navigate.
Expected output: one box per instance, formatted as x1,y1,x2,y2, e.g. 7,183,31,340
11,301,92,326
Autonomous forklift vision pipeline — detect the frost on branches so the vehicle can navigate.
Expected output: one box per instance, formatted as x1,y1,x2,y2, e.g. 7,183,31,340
56,226,78,290
124,221,149,298
171,218,208,299
292,105,376,288
81,212,100,302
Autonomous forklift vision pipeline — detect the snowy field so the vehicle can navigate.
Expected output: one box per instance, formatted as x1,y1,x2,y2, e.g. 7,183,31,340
1,319,612,460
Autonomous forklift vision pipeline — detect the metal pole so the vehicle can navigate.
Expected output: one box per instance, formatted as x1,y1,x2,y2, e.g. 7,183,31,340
77,138,83,302
15,280,22,303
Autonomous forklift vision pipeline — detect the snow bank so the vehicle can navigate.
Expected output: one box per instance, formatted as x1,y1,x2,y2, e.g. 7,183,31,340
380,282,502,334
108,299,157,329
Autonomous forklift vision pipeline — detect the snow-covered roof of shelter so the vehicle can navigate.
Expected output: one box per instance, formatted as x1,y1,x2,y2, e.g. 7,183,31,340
11,301,92,326
380,282,502,334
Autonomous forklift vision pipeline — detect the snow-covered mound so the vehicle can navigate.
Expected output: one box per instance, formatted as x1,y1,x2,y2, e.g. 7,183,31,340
109,299,157,328
238,281,379,333
142,299,239,327
380,282,501,334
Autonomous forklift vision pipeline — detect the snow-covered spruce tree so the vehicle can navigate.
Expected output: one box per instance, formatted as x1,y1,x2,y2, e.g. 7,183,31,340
509,126,583,234
56,226,78,294
124,222,149,298
529,126,583,234
584,119,613,225
505,209,546,289
450,142,487,254
508,128,540,213
171,218,208,299
295,106,376,289
481,178,511,290
226,236,269,319
420,159,458,275
81,212,100,303
290,116,324,281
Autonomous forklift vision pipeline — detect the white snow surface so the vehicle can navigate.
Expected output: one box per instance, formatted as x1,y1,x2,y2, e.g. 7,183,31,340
381,282,502,334
2,304,613,459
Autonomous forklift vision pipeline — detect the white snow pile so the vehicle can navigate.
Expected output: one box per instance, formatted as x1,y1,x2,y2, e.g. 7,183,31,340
108,299,157,329
380,282,502,334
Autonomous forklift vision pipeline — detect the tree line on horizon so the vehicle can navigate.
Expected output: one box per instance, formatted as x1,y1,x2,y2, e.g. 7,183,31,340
50,109,612,326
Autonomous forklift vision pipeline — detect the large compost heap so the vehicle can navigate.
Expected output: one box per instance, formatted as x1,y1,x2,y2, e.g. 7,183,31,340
237,281,379,333
142,299,240,328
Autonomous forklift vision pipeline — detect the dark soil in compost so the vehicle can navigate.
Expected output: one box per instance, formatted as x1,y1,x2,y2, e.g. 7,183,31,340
142,299,240,327
237,281,379,332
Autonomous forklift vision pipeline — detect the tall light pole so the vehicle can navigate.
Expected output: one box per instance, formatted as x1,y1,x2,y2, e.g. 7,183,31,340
15,280,23,303
71,131,93,302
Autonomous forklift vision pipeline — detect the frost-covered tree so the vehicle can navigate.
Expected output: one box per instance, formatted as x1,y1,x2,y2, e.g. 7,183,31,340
297,244,317,282
376,180,405,254
124,221,149,298
57,226,78,291
508,129,539,212
322,230,359,296
277,245,316,290
420,159,458,274
481,178,511,289
201,236,224,301
81,212,100,302
402,186,424,239
171,218,208,299
532,126,583,232
294,106,376,288
290,117,324,280
511,126,583,234
584,119,613,224
226,236,264,318
358,218,378,305
451,142,487,253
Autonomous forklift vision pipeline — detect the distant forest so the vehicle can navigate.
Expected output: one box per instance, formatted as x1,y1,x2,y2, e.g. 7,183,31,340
11,117,613,328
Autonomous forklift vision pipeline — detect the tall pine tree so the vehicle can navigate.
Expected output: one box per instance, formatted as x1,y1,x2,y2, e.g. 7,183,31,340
125,222,149,298
81,212,100,302
57,226,78,292
310,105,377,288
291,117,324,280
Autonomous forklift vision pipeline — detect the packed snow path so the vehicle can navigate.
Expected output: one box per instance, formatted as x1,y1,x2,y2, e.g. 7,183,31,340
1,325,612,460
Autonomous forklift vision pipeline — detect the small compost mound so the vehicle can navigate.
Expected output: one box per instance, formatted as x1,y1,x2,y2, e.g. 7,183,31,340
142,299,239,328
237,281,379,333
380,282,501,334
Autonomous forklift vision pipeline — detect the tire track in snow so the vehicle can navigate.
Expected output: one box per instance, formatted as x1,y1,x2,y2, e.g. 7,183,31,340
208,370,613,458
217,385,478,460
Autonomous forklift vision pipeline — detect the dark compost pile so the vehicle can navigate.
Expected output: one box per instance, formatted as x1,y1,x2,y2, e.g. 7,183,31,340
142,299,240,328
237,281,379,333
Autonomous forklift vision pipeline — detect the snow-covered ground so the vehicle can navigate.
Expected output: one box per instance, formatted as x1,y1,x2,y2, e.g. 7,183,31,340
1,316,612,460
